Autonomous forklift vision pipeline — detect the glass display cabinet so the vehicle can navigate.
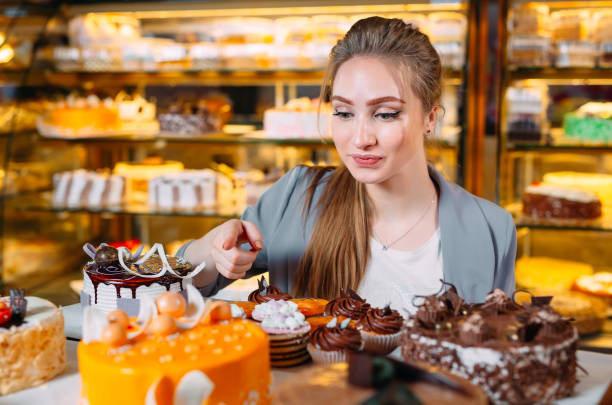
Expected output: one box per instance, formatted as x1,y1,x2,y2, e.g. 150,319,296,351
0,0,474,304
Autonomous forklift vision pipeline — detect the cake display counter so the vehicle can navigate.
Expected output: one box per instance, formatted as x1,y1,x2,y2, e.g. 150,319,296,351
0,1,610,402
1,0,470,298
498,0,612,317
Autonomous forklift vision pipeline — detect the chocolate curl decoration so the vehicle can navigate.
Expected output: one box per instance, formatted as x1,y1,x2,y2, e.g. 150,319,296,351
9,289,27,325
257,276,269,297
348,288,366,302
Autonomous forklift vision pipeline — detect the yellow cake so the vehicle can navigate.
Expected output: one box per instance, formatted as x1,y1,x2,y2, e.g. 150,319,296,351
515,256,594,290
78,285,270,405
0,294,66,395
50,106,120,132
113,157,184,204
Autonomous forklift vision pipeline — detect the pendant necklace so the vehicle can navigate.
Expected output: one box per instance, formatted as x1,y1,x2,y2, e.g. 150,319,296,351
373,192,437,251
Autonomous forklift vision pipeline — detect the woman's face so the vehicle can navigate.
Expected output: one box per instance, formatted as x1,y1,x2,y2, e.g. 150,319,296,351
331,56,433,185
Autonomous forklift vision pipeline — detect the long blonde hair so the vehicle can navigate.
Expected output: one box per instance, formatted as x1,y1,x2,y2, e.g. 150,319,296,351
292,17,442,299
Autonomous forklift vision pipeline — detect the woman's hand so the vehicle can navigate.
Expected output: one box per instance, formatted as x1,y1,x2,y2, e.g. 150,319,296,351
211,219,263,279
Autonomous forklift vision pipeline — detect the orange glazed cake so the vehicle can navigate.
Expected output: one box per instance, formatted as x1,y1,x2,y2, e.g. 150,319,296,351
78,284,270,405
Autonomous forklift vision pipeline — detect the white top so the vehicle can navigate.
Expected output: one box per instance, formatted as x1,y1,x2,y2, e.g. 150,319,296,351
357,228,444,317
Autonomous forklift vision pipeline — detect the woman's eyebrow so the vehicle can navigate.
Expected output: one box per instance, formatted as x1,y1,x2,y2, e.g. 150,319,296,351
331,95,353,105
366,96,405,106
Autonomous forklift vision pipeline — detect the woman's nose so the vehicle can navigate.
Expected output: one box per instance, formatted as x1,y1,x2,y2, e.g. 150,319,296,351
352,115,376,148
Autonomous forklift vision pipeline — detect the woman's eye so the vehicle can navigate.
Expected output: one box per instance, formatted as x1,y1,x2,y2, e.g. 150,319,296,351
375,111,401,121
332,111,353,119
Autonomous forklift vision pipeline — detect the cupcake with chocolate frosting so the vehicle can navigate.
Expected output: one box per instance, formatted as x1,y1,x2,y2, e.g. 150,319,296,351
324,289,370,320
248,276,292,303
307,317,363,364
356,305,404,354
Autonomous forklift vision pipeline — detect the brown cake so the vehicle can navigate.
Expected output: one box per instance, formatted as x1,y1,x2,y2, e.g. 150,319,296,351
401,285,579,404
522,183,602,219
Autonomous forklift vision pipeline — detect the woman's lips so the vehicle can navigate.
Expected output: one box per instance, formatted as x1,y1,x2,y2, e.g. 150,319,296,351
351,154,383,167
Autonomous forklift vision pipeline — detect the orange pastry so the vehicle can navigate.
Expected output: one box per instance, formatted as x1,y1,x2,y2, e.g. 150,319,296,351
572,272,612,306
232,301,256,318
79,286,270,405
290,298,329,317
307,315,355,329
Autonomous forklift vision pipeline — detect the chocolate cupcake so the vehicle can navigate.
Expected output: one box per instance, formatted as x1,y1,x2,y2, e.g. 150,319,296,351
307,317,362,365
248,276,292,303
356,305,404,354
324,289,370,320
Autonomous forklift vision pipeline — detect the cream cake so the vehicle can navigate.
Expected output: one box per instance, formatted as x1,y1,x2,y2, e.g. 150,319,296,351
401,285,579,403
81,242,204,315
0,290,66,395
79,285,270,405
263,97,331,139
522,182,602,219
113,158,184,204
148,169,234,210
542,171,612,207
53,170,125,209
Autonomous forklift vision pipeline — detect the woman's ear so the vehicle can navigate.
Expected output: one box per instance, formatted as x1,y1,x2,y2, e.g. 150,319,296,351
424,106,438,135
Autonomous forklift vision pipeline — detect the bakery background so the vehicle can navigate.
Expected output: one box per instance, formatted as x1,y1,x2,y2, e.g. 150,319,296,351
0,0,610,345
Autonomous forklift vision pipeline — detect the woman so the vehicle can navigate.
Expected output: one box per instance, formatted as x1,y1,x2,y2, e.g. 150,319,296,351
180,17,516,312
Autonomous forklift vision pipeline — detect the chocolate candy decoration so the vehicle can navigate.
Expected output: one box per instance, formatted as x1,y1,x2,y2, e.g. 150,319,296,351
531,295,553,306
94,245,119,266
9,289,27,326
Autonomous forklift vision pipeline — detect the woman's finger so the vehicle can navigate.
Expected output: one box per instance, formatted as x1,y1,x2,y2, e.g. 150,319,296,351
240,220,263,251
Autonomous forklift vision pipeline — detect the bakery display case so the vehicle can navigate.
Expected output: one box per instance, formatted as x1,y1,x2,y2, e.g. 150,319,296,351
499,0,612,350
0,1,473,302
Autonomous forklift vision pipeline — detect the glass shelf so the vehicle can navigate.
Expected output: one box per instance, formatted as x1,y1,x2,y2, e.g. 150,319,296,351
507,143,612,153
6,191,243,219
31,131,460,149
508,67,612,85
507,203,612,233
42,68,463,87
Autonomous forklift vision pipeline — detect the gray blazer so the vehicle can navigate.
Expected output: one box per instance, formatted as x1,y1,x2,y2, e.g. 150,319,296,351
179,165,516,303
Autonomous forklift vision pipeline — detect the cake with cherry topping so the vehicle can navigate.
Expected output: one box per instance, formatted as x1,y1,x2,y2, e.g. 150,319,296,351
401,283,579,404
0,290,66,395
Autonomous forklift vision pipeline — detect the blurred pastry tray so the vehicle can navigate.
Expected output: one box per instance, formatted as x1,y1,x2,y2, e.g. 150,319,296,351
506,203,612,231
579,318,612,354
